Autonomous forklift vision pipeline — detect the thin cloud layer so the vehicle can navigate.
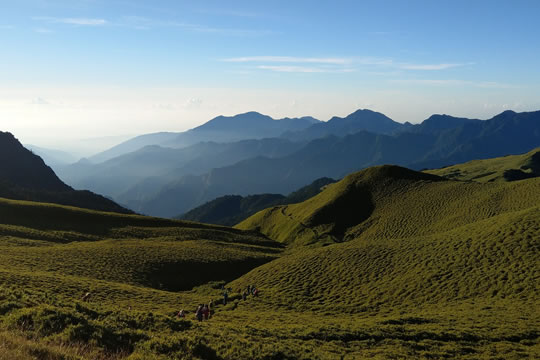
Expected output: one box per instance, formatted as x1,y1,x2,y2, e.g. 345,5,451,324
398,63,470,70
225,56,472,74
34,16,107,26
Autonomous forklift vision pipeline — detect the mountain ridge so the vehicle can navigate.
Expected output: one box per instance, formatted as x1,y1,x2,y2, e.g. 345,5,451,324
0,131,132,214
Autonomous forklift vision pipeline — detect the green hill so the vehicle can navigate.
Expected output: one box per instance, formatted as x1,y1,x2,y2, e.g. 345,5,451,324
0,197,280,291
237,165,540,246
0,161,538,359
425,147,540,182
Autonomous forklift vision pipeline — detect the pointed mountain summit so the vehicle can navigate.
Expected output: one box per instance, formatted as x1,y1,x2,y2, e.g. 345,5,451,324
162,111,320,148
89,112,319,163
282,109,403,141
406,114,479,134
0,131,131,213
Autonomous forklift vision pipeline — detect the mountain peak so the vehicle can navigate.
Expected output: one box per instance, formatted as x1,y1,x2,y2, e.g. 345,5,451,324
0,131,69,192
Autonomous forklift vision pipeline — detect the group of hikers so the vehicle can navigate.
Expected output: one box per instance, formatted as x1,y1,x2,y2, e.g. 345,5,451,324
176,284,260,322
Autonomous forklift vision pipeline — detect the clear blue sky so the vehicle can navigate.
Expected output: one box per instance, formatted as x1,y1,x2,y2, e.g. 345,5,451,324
1,0,539,154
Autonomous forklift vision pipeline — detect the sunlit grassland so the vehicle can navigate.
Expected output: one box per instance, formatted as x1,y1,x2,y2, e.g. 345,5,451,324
425,147,540,182
0,163,539,359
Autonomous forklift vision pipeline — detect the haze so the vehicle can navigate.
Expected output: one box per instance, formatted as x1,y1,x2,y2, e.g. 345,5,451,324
1,0,540,156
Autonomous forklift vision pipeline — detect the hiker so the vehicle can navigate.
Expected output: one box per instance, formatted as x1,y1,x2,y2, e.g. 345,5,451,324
208,300,214,316
177,309,185,318
195,305,203,322
253,287,259,297
242,290,247,301
247,285,251,295
251,285,257,295
223,290,229,305
81,292,91,302
202,304,210,320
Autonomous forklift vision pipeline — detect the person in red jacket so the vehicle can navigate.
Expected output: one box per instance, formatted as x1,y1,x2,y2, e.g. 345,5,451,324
202,304,210,320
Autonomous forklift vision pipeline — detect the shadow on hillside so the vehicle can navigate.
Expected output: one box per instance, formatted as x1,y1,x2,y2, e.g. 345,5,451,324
0,199,280,247
309,185,374,242
139,257,276,292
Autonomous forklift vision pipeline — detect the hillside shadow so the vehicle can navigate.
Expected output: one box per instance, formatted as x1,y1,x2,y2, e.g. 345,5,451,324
139,257,276,292
308,185,374,242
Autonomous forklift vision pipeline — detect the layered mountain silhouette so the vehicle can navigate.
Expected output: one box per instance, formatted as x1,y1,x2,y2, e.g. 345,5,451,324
121,110,540,218
178,177,335,226
24,144,78,167
59,138,304,199
89,112,319,163
48,109,540,218
0,132,131,214
281,109,403,141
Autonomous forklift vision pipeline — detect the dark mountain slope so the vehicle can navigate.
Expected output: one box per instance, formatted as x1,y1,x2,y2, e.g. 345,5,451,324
0,132,131,214
412,110,540,169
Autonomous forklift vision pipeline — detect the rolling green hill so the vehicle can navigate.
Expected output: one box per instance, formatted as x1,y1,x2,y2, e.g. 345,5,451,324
0,159,538,359
237,165,540,246
425,147,540,182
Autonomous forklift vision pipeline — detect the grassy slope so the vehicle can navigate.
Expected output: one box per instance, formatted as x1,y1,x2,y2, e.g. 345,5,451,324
0,197,281,293
425,147,540,182
1,164,539,359
230,165,540,358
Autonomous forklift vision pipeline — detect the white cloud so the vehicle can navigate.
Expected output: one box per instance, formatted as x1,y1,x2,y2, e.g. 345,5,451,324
29,97,50,105
257,65,355,73
113,16,271,36
225,56,351,65
196,9,260,18
33,16,107,26
223,56,474,74
390,79,516,88
35,28,54,33
398,63,471,70
182,97,203,109
62,18,107,26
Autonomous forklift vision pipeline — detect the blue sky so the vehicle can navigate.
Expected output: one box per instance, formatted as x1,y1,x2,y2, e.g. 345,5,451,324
1,0,539,154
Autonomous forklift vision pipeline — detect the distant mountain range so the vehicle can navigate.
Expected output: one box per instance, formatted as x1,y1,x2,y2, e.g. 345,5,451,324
88,112,319,163
282,109,403,141
41,109,540,218
178,177,336,226
58,138,305,200
120,110,540,217
24,144,78,167
0,132,131,214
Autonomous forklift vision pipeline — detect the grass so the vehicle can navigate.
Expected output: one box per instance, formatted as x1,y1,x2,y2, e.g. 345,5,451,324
0,159,539,359
425,147,540,182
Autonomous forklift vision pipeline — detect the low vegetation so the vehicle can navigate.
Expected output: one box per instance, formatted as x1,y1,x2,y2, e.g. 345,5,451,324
0,153,539,359
425,147,540,182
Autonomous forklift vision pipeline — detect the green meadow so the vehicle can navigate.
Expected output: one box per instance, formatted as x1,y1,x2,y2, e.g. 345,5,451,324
0,159,539,359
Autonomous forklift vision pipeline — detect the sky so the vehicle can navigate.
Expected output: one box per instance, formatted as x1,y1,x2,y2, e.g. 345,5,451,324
1,0,540,155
